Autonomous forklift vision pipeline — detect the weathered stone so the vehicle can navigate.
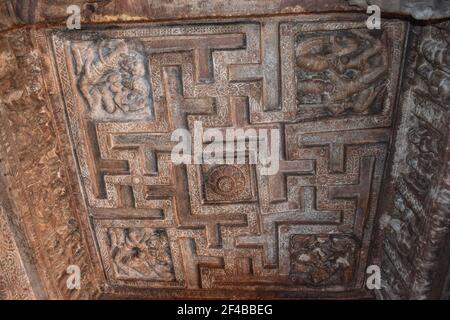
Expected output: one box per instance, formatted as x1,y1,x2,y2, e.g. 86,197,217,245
0,0,449,300
348,0,450,20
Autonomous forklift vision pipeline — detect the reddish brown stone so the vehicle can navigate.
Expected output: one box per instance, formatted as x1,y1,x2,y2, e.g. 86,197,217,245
0,0,449,300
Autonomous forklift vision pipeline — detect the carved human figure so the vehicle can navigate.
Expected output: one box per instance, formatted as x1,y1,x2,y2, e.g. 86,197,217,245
73,40,150,115
108,228,174,281
296,31,387,115
388,194,421,258
290,234,356,286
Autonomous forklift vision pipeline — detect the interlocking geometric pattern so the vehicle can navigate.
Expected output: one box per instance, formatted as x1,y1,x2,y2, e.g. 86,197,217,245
49,17,406,295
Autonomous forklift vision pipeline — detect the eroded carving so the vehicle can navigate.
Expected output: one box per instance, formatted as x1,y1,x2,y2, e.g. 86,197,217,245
417,39,450,105
295,30,387,117
289,234,357,286
107,227,174,281
0,206,35,299
203,165,255,203
47,19,406,297
405,119,444,195
72,39,153,119
2,0,449,301
380,25,450,299
348,0,450,20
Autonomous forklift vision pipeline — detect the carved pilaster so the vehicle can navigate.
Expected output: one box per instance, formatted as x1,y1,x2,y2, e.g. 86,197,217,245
379,23,450,300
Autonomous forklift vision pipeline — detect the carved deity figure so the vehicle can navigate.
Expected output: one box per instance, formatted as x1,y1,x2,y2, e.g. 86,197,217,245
72,40,151,114
108,228,174,281
290,235,356,286
295,31,388,115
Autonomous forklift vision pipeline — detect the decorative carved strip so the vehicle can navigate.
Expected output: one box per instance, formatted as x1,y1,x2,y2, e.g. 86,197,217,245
379,24,450,300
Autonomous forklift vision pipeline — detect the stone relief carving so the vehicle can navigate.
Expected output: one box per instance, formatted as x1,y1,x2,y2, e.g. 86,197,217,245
405,119,444,196
417,39,450,105
282,22,404,124
0,1,448,300
202,164,256,203
0,206,35,299
387,193,421,259
45,19,406,298
378,255,408,300
289,234,357,286
0,29,100,299
71,39,153,119
295,30,387,117
107,227,175,281
379,24,450,299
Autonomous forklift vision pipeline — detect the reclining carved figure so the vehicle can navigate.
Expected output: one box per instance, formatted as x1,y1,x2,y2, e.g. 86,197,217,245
296,31,388,116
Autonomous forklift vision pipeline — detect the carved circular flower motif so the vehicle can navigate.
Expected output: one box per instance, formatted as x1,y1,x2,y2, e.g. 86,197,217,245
206,165,247,197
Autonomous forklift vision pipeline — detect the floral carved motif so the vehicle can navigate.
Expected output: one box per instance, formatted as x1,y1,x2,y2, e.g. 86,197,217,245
203,165,255,203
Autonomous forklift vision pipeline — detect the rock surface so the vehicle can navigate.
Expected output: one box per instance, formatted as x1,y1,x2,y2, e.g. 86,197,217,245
348,0,450,20
0,0,449,300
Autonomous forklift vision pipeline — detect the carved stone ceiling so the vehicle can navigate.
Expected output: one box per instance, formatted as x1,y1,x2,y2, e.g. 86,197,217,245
43,17,406,298
0,0,449,300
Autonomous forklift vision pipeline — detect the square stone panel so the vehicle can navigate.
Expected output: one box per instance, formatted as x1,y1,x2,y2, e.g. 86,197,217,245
201,164,257,203
44,17,407,298
100,227,175,282
70,39,154,121
289,234,357,287
294,29,388,118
